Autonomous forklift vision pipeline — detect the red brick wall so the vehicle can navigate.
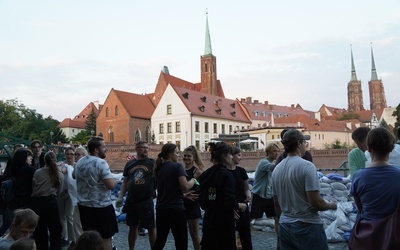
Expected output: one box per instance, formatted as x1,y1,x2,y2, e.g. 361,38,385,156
106,145,348,176
97,90,151,144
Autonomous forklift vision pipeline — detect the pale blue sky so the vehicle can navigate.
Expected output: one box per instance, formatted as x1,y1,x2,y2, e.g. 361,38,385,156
1,0,399,121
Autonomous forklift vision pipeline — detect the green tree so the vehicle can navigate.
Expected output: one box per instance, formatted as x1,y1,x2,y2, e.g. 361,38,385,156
392,103,400,133
70,130,92,145
0,99,67,143
85,108,97,134
337,113,360,121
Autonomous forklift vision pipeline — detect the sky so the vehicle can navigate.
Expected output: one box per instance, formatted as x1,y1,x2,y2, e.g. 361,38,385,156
1,0,399,122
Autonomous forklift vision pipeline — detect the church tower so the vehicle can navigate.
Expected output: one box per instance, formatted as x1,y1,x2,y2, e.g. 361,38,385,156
368,46,387,110
347,46,364,112
200,12,218,96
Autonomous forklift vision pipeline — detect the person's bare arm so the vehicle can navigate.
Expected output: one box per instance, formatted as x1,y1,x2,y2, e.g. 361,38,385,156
119,178,128,197
273,195,282,221
103,178,117,190
307,190,337,211
178,176,195,192
243,180,251,203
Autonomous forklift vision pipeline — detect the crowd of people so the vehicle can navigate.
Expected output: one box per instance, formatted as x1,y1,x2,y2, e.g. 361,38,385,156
0,126,399,250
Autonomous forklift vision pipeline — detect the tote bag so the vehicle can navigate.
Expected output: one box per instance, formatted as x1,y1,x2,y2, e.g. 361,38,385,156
349,202,400,250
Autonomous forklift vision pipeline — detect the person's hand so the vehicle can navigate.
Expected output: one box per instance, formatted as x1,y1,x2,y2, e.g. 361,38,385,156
238,203,248,212
184,191,199,201
193,168,202,179
115,197,123,208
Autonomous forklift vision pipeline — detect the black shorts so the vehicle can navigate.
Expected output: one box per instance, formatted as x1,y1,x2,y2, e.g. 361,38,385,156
126,199,155,229
250,193,276,218
184,202,201,220
78,204,118,238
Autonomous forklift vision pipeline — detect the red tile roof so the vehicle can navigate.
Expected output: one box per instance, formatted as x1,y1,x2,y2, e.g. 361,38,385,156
112,89,155,119
172,85,250,123
57,118,85,129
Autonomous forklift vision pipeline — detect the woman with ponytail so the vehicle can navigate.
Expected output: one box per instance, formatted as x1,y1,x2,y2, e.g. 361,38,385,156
199,142,247,250
153,143,198,250
31,151,63,250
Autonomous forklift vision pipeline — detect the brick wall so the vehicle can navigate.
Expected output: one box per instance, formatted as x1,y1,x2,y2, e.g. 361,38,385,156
106,145,349,175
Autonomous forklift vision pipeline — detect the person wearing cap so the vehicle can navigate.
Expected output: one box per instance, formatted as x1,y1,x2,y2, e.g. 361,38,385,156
272,129,337,250
275,128,313,166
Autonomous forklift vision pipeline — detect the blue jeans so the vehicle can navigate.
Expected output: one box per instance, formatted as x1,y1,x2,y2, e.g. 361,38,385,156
279,222,328,250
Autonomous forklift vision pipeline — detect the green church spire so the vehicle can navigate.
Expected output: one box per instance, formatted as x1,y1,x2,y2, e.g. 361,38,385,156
371,44,378,81
204,11,212,56
350,45,358,81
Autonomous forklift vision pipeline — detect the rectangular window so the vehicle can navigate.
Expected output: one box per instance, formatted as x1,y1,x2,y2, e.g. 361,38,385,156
221,124,225,134
176,121,181,132
205,122,209,133
195,121,200,132
167,122,172,133
213,123,217,133
167,104,172,115
176,141,181,150
229,125,232,134
159,123,164,134
195,140,200,149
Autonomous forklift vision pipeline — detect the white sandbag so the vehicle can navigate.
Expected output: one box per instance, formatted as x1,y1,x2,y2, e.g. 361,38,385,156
320,182,331,188
325,220,344,243
320,187,333,195
333,189,348,197
330,182,347,190
340,177,351,184
321,176,335,183
252,218,275,228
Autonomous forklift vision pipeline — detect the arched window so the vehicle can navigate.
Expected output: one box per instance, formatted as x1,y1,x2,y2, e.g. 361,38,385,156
115,105,118,116
108,127,114,142
146,126,151,143
105,107,109,117
135,129,141,142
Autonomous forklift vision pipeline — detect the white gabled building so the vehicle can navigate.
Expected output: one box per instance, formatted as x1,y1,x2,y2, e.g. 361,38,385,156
151,84,251,150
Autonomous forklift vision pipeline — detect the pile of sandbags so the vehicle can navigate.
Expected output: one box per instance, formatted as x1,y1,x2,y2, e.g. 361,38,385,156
319,173,357,242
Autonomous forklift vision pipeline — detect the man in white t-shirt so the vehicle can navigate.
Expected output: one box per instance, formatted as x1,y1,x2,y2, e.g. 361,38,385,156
73,136,117,250
272,129,336,250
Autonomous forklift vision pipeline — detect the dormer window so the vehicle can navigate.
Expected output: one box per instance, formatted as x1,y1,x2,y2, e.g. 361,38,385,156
216,108,221,115
200,96,207,103
254,110,259,117
182,92,189,99
230,103,235,108
199,106,205,112
230,111,236,117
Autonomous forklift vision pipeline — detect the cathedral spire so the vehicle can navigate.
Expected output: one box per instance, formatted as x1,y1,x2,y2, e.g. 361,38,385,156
371,44,378,81
350,45,358,81
204,10,212,56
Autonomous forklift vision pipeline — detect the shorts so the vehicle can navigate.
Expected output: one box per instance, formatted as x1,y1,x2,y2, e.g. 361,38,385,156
126,199,155,229
78,204,118,238
280,222,328,250
250,193,276,218
184,202,201,220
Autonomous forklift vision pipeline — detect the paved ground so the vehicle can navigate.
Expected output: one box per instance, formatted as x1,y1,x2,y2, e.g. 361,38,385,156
111,222,349,250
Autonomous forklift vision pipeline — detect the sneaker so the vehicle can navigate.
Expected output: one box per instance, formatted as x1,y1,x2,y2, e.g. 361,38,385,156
138,227,148,236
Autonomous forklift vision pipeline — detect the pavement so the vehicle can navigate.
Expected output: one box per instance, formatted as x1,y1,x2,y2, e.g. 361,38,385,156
112,222,349,250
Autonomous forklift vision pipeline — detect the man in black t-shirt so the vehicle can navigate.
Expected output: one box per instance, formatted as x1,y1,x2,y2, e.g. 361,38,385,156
116,141,156,249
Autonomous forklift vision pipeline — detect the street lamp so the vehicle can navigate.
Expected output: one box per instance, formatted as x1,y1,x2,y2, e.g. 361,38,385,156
50,131,54,145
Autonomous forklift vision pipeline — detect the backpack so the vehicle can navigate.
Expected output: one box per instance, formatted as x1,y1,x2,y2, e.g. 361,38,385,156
0,178,15,203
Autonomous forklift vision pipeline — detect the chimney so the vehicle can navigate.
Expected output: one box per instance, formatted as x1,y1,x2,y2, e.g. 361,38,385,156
254,100,259,104
93,100,99,110
264,101,269,105
241,98,246,103
246,97,252,103
291,104,295,109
